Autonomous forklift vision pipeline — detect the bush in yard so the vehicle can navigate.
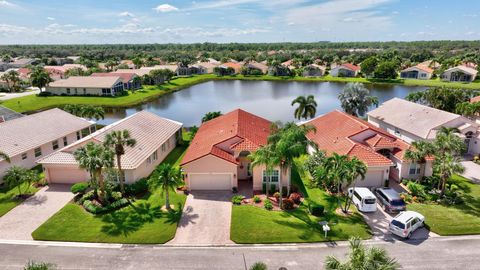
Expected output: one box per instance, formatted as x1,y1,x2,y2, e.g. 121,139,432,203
231,195,244,205
83,198,130,214
71,182,89,194
125,178,148,196
78,190,94,204
253,195,261,203
249,262,267,270
282,198,295,210
264,199,273,210
273,192,280,201
24,260,56,270
309,203,325,216
289,192,302,204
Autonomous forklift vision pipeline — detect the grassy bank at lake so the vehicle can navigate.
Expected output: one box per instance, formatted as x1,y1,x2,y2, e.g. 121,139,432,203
2,74,479,113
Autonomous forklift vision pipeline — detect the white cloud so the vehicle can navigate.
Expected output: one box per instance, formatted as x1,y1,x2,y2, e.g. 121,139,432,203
47,17,55,21
154,4,178,13
0,0,14,7
186,0,305,11
118,11,135,17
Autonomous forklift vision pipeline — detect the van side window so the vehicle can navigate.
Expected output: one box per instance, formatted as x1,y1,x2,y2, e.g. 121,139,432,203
353,191,361,202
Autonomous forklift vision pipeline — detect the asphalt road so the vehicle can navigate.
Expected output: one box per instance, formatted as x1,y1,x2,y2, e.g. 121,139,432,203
0,235,479,270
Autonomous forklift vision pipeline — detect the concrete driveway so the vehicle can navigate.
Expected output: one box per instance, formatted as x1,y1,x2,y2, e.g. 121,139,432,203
169,191,233,245
360,203,438,242
0,184,73,240
461,161,480,183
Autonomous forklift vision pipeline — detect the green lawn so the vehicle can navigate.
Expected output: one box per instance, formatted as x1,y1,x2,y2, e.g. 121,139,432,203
230,162,372,243
407,175,480,236
31,146,188,244
0,183,39,217
3,74,480,113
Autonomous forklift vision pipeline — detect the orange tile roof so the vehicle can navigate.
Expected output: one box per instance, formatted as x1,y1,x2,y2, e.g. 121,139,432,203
471,96,480,103
181,109,271,165
341,63,360,71
305,110,411,167
221,62,242,72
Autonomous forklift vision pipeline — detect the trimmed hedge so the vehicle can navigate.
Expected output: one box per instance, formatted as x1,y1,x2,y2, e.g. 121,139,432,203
71,182,89,194
82,198,130,214
309,204,325,216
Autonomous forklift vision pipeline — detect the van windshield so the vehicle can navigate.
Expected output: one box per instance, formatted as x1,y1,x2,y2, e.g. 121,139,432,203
391,199,405,206
391,220,405,229
364,198,376,204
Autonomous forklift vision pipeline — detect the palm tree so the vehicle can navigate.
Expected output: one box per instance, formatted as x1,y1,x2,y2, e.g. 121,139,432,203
249,144,277,197
325,237,400,270
342,157,367,212
291,95,317,120
103,130,137,193
73,142,114,203
29,67,52,92
338,83,379,117
0,70,21,92
148,163,183,211
201,111,222,123
81,105,105,121
3,166,28,195
0,150,10,163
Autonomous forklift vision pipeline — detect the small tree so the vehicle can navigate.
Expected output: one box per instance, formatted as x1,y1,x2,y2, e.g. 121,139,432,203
0,70,22,92
201,111,222,122
0,150,10,163
149,163,183,211
4,166,32,195
29,67,52,92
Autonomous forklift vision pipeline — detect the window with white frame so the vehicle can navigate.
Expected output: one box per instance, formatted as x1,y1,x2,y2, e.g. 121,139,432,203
63,137,68,146
52,140,59,150
34,147,42,157
76,131,81,140
409,163,421,175
262,170,279,183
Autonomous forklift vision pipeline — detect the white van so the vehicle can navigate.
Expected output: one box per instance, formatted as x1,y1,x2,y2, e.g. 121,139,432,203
348,187,377,212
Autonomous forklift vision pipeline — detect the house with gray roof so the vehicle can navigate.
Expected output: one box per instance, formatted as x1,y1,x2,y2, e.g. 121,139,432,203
46,76,124,96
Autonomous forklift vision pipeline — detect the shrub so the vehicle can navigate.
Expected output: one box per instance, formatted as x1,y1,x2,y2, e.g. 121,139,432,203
37,91,52,97
407,181,426,197
125,178,148,196
273,192,280,201
253,195,261,203
289,192,302,204
83,198,130,214
71,182,89,194
78,190,94,204
282,198,295,210
111,191,123,201
231,195,244,205
264,199,273,210
309,204,325,216
24,260,56,270
249,262,267,270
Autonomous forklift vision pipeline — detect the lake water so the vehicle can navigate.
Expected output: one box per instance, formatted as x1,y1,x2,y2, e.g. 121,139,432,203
100,80,427,127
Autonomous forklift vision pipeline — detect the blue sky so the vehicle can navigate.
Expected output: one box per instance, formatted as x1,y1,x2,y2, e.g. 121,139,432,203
0,0,479,44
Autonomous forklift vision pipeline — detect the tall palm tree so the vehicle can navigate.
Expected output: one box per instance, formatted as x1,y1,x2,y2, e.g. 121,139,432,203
81,105,105,121
291,95,317,120
29,67,52,92
249,144,277,197
148,163,183,211
325,237,400,270
338,83,379,117
0,150,10,163
343,157,367,212
103,130,136,194
73,142,114,203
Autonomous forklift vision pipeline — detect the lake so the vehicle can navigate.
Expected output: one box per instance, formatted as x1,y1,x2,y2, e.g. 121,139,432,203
100,80,427,126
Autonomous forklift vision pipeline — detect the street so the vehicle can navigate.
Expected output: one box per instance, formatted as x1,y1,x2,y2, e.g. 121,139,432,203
0,235,479,270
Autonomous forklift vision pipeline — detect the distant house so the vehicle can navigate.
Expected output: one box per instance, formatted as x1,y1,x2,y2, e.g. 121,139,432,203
120,60,135,69
281,59,294,69
7,58,38,69
92,72,141,90
330,63,360,77
400,64,433,80
441,65,478,83
38,111,182,184
46,76,124,96
0,106,24,123
368,98,480,156
194,62,218,74
115,68,153,77
243,61,268,74
44,64,88,80
419,60,441,70
219,62,242,74
305,110,433,185
0,108,94,180
302,64,326,77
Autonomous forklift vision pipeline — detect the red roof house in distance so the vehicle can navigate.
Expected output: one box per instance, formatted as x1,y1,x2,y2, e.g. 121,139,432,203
330,63,360,77
181,109,290,192
305,110,433,187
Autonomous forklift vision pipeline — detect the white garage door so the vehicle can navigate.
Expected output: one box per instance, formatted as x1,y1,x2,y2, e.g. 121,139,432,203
189,173,232,190
359,170,384,188
48,167,89,184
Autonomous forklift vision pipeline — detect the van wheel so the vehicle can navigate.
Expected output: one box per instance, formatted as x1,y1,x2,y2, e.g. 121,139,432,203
407,232,412,239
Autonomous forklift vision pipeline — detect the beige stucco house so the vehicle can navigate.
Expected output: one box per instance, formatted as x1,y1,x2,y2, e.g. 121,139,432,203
441,65,478,83
0,108,94,181
330,63,360,77
46,76,124,96
181,109,290,192
305,110,432,186
37,111,182,184
400,64,433,80
368,98,480,156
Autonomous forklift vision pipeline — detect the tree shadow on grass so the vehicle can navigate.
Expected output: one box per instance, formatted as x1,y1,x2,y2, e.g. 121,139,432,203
100,202,162,237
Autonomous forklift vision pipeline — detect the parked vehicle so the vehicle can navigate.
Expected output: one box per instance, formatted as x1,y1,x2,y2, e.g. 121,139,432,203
375,188,406,213
348,187,377,212
389,211,425,239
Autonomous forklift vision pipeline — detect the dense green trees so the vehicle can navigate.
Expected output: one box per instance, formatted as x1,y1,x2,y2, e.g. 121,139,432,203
406,87,479,113
373,61,399,79
201,111,222,122
62,104,105,120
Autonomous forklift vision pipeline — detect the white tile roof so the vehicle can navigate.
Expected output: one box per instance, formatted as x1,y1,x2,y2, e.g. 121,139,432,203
0,108,92,160
445,65,478,76
48,76,121,88
368,98,465,139
38,111,183,170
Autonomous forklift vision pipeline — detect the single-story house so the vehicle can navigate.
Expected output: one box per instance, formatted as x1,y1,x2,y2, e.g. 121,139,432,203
218,62,242,74
281,59,294,69
6,58,38,69
400,64,433,80
302,64,326,77
243,61,268,74
115,68,152,77
194,62,218,74
0,105,24,123
0,108,94,181
181,109,290,192
46,76,124,96
441,65,478,83
305,110,432,185
44,64,88,80
418,60,441,70
120,60,135,69
38,111,183,184
330,63,360,77
368,98,480,155
91,72,141,90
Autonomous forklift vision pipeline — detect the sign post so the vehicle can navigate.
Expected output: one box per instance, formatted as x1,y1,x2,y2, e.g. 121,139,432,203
319,221,330,238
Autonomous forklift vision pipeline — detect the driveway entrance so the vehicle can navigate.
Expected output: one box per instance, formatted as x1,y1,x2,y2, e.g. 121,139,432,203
0,184,73,240
169,191,233,245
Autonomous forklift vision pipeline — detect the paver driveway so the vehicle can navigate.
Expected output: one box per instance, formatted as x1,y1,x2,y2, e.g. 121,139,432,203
0,184,73,240
169,191,233,245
